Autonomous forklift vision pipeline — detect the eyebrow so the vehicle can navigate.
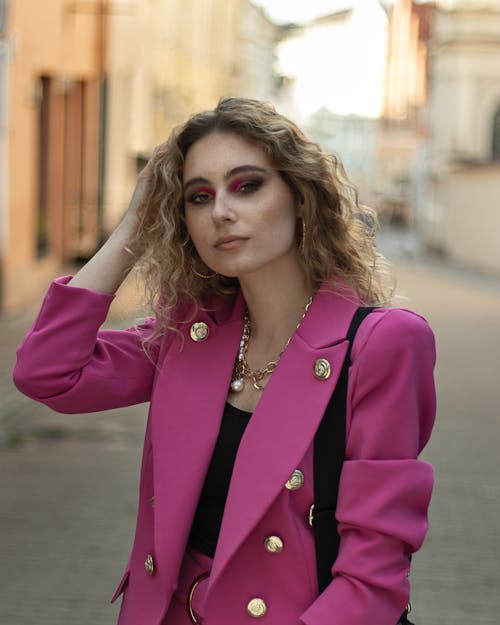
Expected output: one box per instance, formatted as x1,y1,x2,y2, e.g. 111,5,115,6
183,165,269,191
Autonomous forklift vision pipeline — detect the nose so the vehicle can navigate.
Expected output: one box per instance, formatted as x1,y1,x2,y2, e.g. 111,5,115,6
212,191,235,223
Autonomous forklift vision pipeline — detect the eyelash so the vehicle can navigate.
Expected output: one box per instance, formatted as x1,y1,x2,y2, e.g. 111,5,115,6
186,179,263,205
188,191,213,205
233,179,263,194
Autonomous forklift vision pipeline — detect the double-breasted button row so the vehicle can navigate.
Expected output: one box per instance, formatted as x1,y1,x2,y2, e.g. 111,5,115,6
258,481,288,616
144,554,155,575
264,535,284,553
285,469,313,528
247,598,267,618
285,468,304,490
313,358,331,380
190,319,332,382
190,322,210,342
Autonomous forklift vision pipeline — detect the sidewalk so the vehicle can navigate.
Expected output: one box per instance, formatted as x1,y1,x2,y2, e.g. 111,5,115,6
0,274,149,625
0,270,146,446
393,259,500,625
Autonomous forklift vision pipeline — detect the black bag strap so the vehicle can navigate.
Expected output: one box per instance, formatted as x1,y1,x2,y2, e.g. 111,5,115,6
312,306,412,624
313,306,375,593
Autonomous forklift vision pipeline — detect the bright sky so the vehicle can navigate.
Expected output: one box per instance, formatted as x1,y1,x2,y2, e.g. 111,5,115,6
252,0,392,24
252,0,351,24
254,0,391,119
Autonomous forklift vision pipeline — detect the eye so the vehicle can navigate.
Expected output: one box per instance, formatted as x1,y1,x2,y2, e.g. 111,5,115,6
188,193,211,205
240,180,262,193
230,179,263,194
186,187,215,205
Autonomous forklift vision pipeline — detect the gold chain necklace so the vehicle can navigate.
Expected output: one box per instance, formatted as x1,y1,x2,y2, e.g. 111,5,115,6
230,296,313,392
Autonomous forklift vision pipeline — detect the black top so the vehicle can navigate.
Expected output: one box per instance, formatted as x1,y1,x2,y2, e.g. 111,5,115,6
189,401,252,557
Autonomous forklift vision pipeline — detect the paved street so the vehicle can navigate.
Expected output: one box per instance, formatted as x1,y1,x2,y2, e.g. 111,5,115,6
1,238,499,624
393,261,500,624
0,282,148,625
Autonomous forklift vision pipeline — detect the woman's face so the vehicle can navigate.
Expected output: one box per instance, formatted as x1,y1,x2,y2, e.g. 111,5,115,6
183,131,299,280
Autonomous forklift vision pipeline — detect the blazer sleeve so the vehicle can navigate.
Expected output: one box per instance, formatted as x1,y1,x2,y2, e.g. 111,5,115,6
301,308,436,625
13,276,166,414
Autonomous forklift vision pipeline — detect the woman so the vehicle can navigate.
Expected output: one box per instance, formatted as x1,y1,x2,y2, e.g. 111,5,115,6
14,97,436,625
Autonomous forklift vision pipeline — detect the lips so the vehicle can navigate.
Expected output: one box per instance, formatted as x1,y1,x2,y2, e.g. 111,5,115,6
214,235,248,249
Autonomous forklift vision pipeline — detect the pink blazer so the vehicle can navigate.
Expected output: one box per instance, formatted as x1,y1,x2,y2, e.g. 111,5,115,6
14,277,436,625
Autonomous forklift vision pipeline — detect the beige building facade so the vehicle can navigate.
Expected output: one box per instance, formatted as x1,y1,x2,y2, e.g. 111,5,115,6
1,0,104,315
104,0,278,232
383,0,433,121
1,1,9,301
376,0,434,225
424,0,500,273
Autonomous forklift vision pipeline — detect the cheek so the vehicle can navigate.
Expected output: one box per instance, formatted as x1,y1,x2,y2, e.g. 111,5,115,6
185,212,205,244
265,201,297,241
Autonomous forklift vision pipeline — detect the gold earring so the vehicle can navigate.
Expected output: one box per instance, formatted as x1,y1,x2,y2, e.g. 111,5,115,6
301,218,306,254
192,259,217,280
194,268,217,280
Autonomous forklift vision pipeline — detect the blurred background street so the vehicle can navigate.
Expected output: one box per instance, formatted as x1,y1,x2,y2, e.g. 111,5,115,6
1,0,500,623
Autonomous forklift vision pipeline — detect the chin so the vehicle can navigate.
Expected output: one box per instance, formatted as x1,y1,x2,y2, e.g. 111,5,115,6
211,261,257,279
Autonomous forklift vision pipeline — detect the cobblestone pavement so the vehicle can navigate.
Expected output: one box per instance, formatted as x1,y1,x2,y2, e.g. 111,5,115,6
1,236,499,624
0,279,148,625
394,261,500,625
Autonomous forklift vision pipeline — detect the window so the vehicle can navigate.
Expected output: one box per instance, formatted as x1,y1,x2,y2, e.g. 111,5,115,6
37,76,50,257
492,105,500,161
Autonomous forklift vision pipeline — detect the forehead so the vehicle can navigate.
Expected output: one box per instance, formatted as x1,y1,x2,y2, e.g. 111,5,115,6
183,131,272,181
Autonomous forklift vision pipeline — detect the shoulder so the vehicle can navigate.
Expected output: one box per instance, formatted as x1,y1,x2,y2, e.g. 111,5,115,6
356,308,434,351
351,307,435,363
344,307,437,456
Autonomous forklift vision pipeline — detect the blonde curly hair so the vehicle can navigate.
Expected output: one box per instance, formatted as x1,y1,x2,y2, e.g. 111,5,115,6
132,97,393,338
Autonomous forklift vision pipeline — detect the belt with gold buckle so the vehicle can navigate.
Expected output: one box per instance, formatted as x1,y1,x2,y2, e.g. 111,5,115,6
187,572,209,624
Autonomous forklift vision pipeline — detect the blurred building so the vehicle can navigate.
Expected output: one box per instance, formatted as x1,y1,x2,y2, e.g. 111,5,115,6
384,0,433,120
1,1,8,306
305,108,378,205
376,0,435,226
230,0,279,102
1,0,104,315
0,0,278,316
423,0,500,273
104,0,278,232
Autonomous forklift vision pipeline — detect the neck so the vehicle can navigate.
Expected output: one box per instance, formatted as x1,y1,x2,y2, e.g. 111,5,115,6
239,258,313,346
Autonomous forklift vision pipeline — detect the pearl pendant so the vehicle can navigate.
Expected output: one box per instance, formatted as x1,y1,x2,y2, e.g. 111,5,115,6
231,378,244,392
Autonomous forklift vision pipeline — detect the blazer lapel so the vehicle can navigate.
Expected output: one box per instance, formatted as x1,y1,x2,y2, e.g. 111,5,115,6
208,286,360,590
151,294,245,590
